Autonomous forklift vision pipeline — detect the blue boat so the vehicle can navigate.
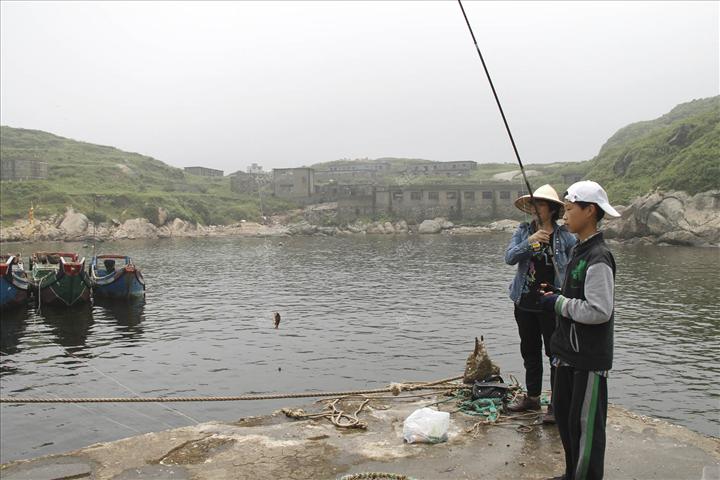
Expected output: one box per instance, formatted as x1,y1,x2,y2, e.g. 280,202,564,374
89,255,145,299
1,254,29,310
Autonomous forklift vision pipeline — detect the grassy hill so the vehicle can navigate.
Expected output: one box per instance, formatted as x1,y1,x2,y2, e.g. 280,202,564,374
2,95,716,226
585,96,719,203
0,126,292,225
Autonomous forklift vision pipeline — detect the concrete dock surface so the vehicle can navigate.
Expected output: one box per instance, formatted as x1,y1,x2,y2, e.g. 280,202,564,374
1,396,718,480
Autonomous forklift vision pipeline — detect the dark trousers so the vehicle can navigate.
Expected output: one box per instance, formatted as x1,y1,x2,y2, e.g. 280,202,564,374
553,366,608,480
513,305,555,397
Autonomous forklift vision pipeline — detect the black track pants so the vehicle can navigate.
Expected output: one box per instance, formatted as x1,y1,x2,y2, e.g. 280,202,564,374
553,365,608,480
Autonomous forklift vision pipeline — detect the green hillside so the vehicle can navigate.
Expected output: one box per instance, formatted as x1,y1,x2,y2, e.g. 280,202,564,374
0,126,292,224
585,96,719,203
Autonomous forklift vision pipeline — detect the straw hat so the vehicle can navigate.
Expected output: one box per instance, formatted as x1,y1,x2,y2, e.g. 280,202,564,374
514,184,564,215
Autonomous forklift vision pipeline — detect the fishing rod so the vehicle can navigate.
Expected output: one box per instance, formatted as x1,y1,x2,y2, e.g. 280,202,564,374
456,0,561,282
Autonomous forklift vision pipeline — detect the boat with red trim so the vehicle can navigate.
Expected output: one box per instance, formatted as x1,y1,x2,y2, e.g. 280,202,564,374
29,252,91,307
0,254,29,310
89,254,145,299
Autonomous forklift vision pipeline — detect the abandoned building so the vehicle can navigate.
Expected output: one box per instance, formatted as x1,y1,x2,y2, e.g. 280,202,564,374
272,167,315,200
247,163,264,174
229,171,269,194
403,161,478,176
336,183,527,222
0,157,48,180
184,166,224,177
314,161,392,182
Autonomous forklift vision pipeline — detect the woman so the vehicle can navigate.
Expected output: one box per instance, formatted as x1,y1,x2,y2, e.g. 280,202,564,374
504,184,576,423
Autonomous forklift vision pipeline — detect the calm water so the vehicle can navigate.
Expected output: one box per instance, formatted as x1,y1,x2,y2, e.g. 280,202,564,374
0,234,718,462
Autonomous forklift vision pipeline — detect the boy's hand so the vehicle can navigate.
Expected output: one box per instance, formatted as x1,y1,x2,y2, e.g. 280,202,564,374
539,293,558,312
539,282,561,295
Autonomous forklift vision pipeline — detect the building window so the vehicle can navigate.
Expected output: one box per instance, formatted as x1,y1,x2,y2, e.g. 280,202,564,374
410,191,422,200
428,191,439,200
446,191,457,200
464,191,475,201
499,191,510,200
392,191,403,201
482,191,493,200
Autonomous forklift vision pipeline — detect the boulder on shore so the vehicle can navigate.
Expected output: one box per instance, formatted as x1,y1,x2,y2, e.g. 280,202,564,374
58,208,89,238
113,218,159,240
418,219,442,234
603,190,719,246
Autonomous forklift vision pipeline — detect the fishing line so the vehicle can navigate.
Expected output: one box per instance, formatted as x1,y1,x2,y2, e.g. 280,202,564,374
456,0,560,281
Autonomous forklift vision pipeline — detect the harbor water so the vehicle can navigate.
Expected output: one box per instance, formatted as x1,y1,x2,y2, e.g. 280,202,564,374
1,233,718,462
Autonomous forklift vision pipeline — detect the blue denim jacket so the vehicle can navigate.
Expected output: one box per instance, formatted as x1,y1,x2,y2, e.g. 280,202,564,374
505,222,577,304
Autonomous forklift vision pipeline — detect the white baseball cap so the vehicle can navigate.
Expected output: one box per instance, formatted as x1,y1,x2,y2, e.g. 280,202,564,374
564,181,621,218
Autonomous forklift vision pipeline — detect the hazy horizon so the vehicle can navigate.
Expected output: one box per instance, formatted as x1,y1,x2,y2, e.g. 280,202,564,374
1,1,718,173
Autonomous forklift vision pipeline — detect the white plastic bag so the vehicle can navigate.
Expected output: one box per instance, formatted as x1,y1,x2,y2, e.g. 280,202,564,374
402,407,450,444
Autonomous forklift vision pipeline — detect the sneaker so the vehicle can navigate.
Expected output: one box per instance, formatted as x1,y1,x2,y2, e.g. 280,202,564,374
507,394,541,412
542,404,556,424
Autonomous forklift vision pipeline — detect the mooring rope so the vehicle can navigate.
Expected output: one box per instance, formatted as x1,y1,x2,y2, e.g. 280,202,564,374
339,473,416,480
0,375,464,404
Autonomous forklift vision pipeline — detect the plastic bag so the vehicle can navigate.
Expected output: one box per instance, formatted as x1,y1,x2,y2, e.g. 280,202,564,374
402,407,450,444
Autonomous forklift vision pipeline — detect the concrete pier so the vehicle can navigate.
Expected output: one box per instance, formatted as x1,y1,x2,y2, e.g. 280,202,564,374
1,397,718,480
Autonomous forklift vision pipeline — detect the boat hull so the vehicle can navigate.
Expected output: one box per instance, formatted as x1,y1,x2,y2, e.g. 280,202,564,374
92,269,145,299
32,269,92,307
38,275,92,306
0,275,29,310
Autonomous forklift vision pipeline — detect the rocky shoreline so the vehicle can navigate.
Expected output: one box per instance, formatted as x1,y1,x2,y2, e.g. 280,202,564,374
0,208,520,244
1,190,717,247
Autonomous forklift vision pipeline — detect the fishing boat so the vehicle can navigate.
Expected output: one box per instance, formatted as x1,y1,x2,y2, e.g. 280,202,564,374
29,252,91,307
0,254,29,310
89,254,145,299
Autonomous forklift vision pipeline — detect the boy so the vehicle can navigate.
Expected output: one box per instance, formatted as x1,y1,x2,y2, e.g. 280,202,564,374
539,180,621,480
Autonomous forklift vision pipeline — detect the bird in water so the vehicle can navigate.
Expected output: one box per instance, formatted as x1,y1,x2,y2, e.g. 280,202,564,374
273,312,281,329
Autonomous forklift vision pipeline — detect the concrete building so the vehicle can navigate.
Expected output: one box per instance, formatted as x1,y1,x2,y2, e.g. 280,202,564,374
247,163,264,174
229,171,270,194
404,161,478,177
184,166,224,177
337,183,526,222
0,157,48,180
272,168,315,200
314,161,392,182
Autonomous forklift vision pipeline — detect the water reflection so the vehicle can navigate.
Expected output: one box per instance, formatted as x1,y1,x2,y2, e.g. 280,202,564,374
39,304,94,356
1,308,28,350
94,297,146,341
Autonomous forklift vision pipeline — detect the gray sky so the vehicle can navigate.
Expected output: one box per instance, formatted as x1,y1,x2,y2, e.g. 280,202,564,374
1,1,718,172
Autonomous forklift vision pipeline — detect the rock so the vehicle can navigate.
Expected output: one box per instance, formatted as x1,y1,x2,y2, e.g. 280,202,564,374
435,218,454,230
395,220,408,232
287,221,317,235
418,219,442,234
58,208,89,237
366,222,385,234
113,218,159,240
383,221,395,234
316,226,337,236
657,230,706,247
487,219,520,232
608,190,720,246
157,207,169,226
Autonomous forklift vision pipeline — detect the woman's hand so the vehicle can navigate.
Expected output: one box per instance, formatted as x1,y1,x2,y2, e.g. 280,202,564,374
528,230,551,244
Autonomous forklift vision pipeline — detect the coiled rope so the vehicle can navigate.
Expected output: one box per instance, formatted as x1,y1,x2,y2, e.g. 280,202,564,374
338,473,416,480
0,375,463,404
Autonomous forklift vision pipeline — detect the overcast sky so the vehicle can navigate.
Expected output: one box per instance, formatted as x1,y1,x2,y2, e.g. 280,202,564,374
1,1,717,172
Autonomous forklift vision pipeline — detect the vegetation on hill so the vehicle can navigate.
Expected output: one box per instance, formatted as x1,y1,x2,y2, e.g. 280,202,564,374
0,126,292,224
2,95,716,226
585,96,719,203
